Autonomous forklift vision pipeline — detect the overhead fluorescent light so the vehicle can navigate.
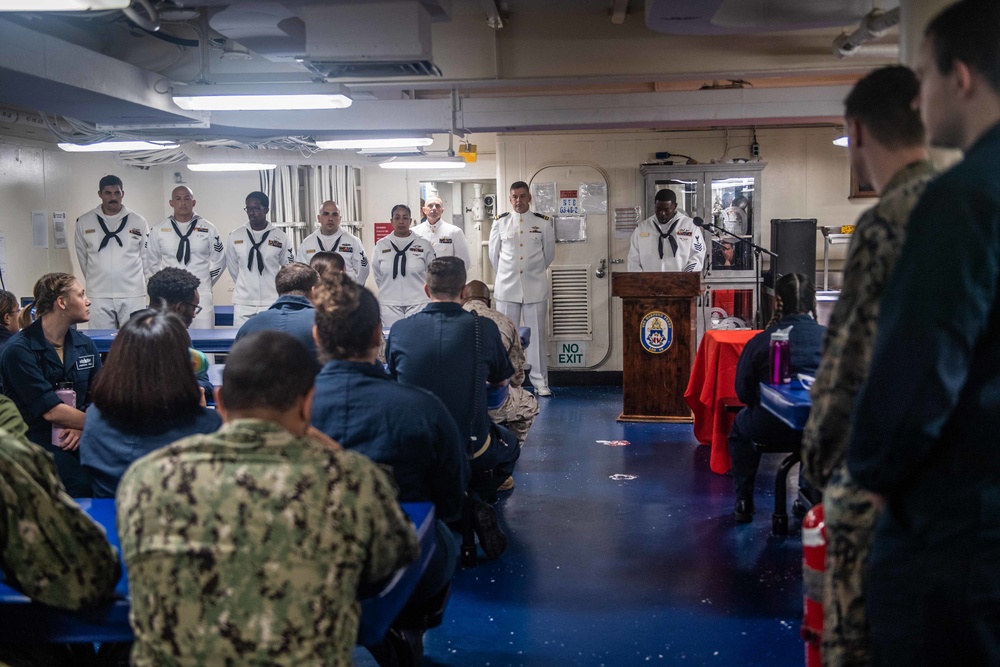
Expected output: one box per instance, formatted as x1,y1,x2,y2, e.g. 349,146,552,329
186,163,277,172
58,140,179,152
833,136,849,147
316,137,434,150
358,148,427,156
172,84,352,111
0,0,129,9
379,156,467,170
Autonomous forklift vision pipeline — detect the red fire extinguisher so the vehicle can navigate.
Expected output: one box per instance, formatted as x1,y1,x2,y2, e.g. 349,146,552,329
801,504,826,667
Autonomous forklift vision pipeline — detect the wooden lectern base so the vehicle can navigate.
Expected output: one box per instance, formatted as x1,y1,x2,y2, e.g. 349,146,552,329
617,412,694,424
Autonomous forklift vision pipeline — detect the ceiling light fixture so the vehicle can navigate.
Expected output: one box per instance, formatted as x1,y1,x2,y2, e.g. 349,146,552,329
58,140,179,152
379,156,467,170
172,84,352,111
833,136,849,147
0,0,129,9
186,163,277,172
316,137,433,150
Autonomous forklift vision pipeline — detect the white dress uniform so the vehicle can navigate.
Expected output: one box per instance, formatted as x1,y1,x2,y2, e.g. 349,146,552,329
627,213,709,273
144,215,226,328
488,210,556,393
411,220,471,269
372,232,436,327
225,223,294,324
295,228,370,285
74,205,150,329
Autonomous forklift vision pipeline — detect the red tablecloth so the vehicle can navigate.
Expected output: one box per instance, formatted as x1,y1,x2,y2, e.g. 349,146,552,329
684,329,761,474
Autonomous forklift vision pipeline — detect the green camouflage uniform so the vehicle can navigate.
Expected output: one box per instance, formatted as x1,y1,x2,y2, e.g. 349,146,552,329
0,405,120,610
117,418,420,667
464,299,539,444
800,160,936,667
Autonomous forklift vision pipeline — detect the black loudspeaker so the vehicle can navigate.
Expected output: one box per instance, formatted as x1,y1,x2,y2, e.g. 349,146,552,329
770,218,817,280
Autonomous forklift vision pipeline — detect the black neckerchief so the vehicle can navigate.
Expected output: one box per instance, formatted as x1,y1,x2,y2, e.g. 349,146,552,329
247,228,271,275
654,218,679,259
96,213,129,251
390,239,415,278
171,217,197,265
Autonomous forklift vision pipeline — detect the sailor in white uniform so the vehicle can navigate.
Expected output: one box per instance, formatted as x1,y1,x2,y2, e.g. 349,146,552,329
411,195,471,269
74,175,150,329
627,188,709,273
144,185,225,328
489,181,556,397
372,204,436,327
295,200,370,285
225,191,293,324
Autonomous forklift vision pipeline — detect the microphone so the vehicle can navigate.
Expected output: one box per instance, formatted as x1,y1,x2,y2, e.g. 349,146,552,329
692,217,706,229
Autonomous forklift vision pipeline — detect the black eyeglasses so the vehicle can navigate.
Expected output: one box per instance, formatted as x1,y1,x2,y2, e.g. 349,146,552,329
244,206,265,213
320,211,341,216
182,302,203,315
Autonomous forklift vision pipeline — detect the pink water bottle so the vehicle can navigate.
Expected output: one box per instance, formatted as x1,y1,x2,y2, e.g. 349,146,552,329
51,382,76,447
768,327,792,384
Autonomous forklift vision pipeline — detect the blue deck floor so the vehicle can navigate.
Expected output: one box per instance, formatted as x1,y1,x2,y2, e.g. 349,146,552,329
360,386,806,666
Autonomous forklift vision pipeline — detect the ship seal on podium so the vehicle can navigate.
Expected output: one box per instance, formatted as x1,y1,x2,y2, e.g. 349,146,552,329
640,311,673,354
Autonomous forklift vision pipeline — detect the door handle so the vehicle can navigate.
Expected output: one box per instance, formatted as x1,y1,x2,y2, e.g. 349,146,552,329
595,258,607,279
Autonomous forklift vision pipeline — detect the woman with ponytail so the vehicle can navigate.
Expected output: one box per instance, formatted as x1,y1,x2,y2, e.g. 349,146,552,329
728,273,826,523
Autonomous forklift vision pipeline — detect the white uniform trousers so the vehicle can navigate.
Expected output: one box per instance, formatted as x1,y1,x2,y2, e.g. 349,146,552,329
380,303,425,329
496,299,549,391
190,288,216,329
89,296,146,329
234,303,269,325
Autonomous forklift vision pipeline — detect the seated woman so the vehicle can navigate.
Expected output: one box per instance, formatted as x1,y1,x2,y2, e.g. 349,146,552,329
80,309,221,497
0,273,100,496
310,273,469,658
728,273,825,522
372,204,436,327
309,250,346,281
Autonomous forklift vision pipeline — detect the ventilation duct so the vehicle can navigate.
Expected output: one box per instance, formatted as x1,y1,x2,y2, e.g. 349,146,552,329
210,0,443,77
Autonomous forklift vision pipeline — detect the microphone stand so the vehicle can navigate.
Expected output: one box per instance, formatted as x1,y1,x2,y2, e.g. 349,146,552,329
695,218,777,329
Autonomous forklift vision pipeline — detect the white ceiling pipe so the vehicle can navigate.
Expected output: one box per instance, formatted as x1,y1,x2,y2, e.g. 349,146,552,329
833,8,901,58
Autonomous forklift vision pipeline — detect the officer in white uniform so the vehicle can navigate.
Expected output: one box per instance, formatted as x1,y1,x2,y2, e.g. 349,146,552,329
295,200,370,285
411,195,471,269
144,185,225,328
489,181,556,397
373,204,436,327
627,188,709,273
225,191,293,324
74,175,150,329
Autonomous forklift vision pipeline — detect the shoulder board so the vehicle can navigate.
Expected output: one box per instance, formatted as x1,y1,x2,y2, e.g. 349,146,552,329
495,212,510,220
532,212,551,221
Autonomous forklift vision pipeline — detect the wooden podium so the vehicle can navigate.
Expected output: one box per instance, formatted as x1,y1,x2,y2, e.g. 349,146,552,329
612,272,699,422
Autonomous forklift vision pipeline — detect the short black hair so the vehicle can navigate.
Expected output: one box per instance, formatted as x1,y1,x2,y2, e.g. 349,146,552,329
313,273,381,360
510,181,529,192
426,256,466,299
391,203,411,218
275,262,319,296
926,0,1000,96
655,189,677,203
221,331,315,411
844,66,925,149
246,191,269,209
99,175,123,190
148,268,200,307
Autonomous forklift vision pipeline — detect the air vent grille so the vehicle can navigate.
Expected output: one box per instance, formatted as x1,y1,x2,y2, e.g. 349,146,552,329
550,266,592,339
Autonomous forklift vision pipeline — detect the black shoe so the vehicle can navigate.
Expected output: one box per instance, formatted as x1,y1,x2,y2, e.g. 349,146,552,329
792,499,808,519
472,500,508,559
733,499,754,523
